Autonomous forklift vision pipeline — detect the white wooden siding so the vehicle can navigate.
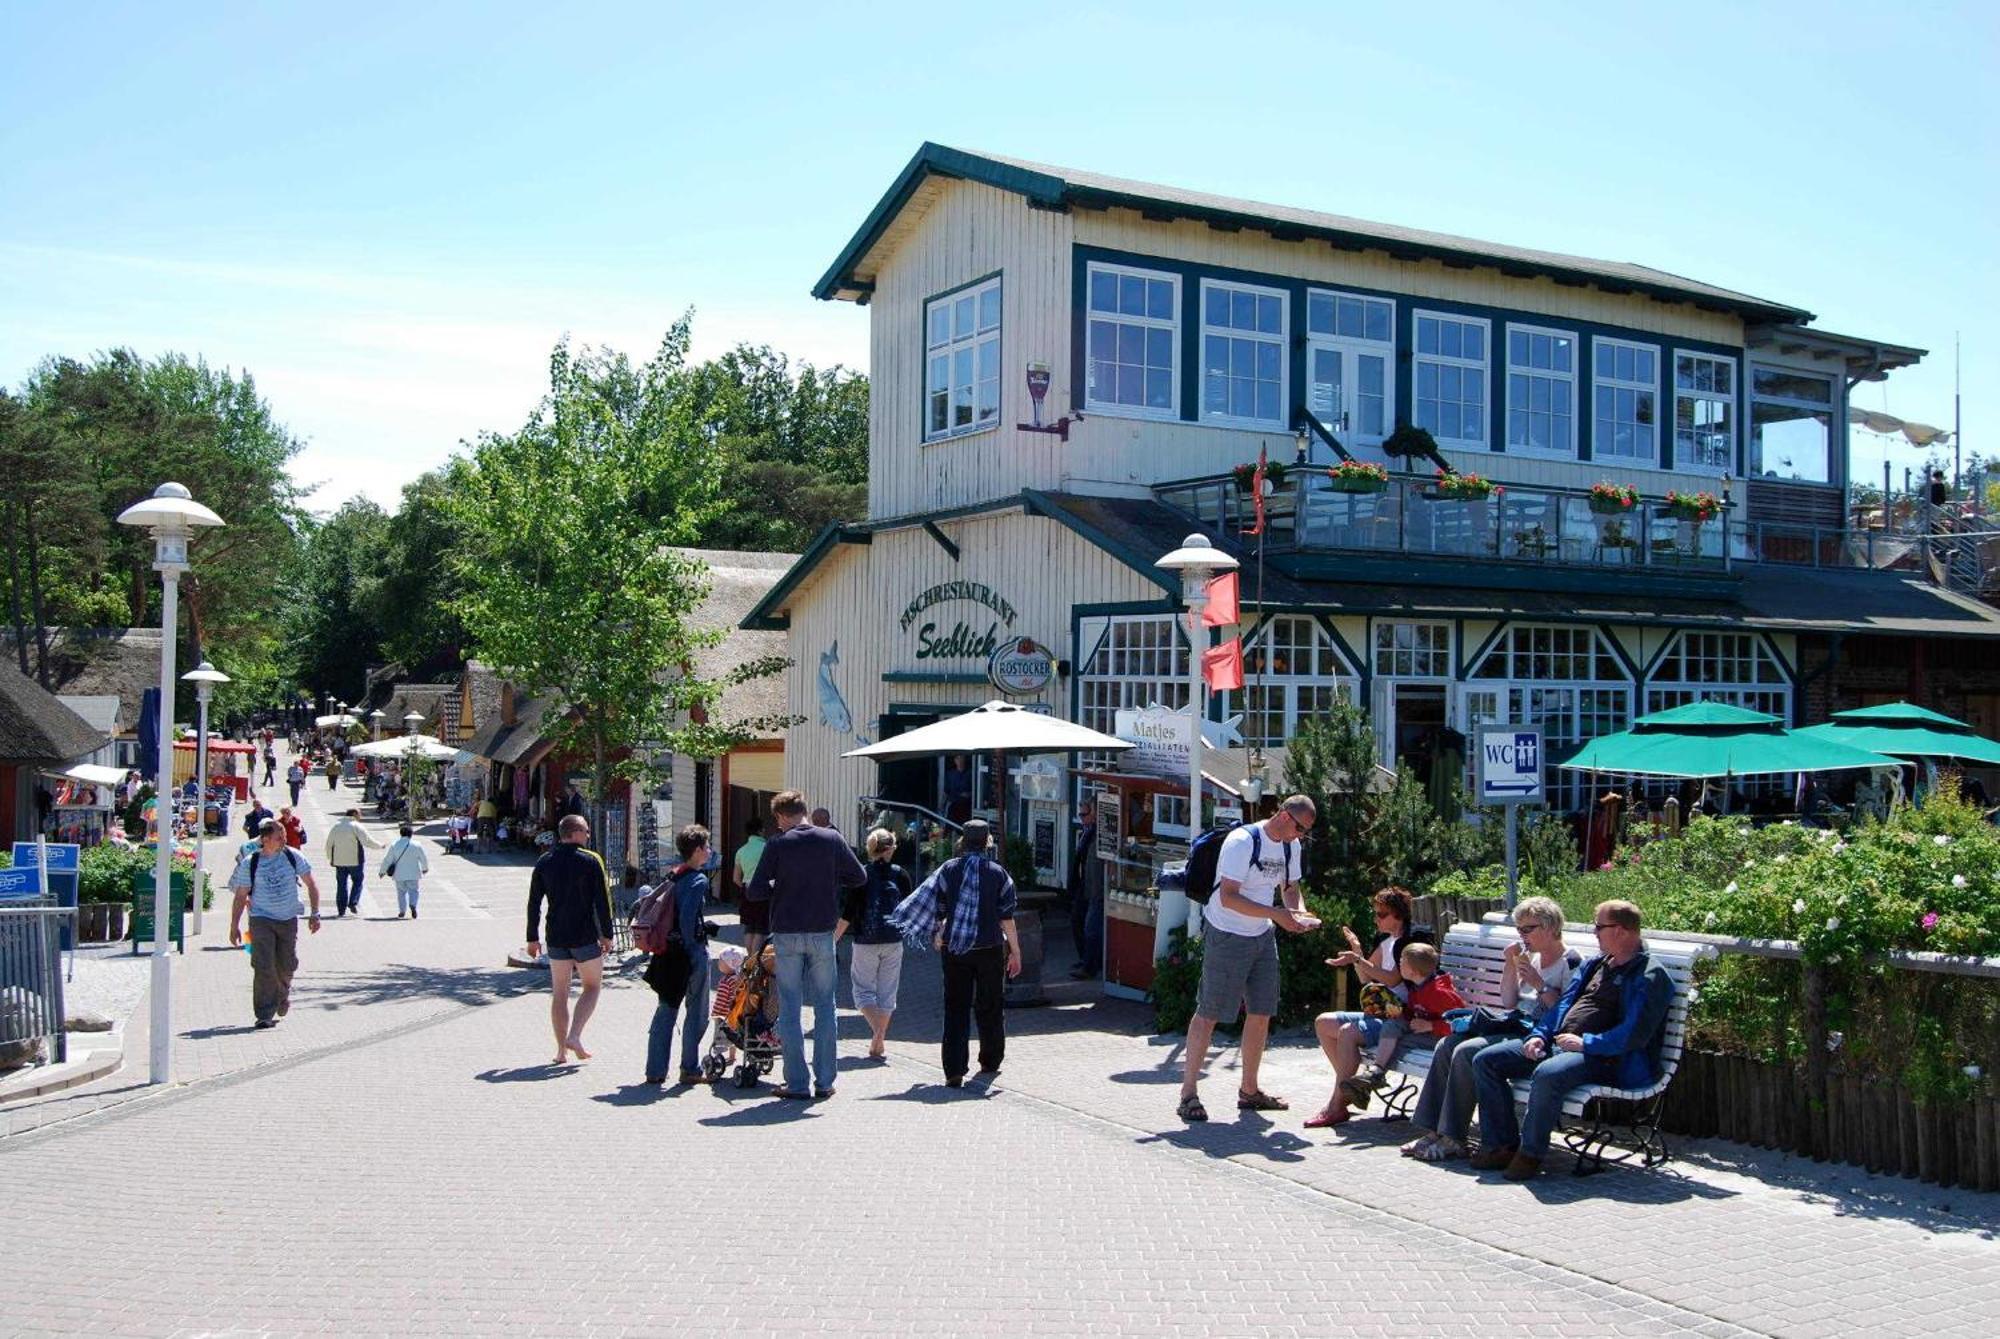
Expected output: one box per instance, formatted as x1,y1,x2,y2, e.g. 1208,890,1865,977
863,183,1753,519
776,509,1162,827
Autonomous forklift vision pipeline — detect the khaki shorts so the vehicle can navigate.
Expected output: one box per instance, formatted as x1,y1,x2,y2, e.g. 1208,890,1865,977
1196,926,1280,1022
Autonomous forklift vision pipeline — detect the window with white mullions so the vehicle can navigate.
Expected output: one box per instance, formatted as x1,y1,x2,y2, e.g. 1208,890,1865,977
1076,614,1190,740
924,277,1002,441
1750,365,1835,484
1223,616,1356,748
1085,263,1179,419
1592,338,1660,465
1413,312,1490,448
1465,624,1634,813
1372,621,1452,679
1672,351,1737,474
1200,280,1287,427
1505,324,1578,457
1644,631,1790,722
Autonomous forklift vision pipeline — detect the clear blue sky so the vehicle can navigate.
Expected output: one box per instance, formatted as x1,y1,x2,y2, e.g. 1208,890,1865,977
3,1,1993,511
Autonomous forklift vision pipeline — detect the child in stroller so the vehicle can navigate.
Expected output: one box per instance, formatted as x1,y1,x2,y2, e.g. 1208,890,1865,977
702,944,782,1088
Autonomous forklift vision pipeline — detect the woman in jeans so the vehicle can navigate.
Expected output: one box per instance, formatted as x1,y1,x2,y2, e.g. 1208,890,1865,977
1307,887,1432,1127
1402,895,1577,1161
839,828,912,1060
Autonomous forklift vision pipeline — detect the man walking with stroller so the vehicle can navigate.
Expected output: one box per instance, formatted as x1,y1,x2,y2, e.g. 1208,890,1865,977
746,790,867,1100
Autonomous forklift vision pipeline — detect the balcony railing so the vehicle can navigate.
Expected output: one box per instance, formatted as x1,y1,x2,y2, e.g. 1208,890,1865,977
1153,471,1985,576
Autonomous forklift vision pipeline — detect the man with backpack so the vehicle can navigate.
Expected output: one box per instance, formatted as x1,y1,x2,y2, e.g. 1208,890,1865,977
639,824,715,1085
1176,795,1321,1122
228,818,324,1029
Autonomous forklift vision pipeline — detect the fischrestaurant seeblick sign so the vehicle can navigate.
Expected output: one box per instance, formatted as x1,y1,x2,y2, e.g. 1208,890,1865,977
900,580,1017,662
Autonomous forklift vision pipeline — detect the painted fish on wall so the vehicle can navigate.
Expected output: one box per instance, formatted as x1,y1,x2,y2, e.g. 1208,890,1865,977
816,641,867,743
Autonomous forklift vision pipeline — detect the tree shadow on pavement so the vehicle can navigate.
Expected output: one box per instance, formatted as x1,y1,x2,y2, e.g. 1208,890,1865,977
289,962,540,1012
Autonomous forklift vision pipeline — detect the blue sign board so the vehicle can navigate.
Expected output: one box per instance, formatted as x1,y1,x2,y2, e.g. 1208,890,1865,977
11,842,81,871
1476,726,1545,805
0,867,44,898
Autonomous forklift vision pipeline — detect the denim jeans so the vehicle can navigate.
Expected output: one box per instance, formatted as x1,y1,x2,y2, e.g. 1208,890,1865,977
772,931,838,1094
333,864,364,913
646,952,710,1080
1069,884,1102,973
1471,1038,1613,1157
1411,1031,1500,1141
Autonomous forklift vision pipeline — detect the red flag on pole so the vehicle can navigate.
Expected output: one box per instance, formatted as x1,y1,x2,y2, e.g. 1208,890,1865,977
1242,444,1267,537
1201,638,1245,692
1202,570,1239,628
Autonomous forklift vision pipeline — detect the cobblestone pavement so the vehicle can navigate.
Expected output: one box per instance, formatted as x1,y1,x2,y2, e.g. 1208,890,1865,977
3,743,1995,1335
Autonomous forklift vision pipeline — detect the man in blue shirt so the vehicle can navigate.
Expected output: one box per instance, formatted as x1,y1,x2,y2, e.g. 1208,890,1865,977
228,818,324,1029
747,790,867,1099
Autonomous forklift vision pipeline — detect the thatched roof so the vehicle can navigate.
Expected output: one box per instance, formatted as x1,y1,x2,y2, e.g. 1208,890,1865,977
1,667,111,764
677,549,798,739
0,628,161,735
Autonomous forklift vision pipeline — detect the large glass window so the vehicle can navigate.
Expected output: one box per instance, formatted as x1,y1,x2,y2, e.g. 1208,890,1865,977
1200,280,1287,427
1085,263,1179,418
1307,291,1394,343
1077,614,1191,740
1750,366,1835,484
1465,624,1634,813
1373,621,1452,679
1506,325,1578,456
1644,631,1790,719
1414,312,1489,448
1673,352,1736,474
924,277,1002,441
1592,339,1660,465
1225,616,1355,748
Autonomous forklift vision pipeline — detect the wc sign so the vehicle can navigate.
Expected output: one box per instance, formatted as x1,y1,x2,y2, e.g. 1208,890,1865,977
1476,726,1545,805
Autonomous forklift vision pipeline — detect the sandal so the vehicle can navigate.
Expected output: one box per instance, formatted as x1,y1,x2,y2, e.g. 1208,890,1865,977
1177,1093,1209,1123
1304,1107,1349,1129
1416,1135,1466,1163
1237,1089,1289,1112
1400,1132,1440,1157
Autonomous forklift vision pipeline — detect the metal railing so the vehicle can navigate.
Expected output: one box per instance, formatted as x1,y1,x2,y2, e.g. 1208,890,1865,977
1155,470,1999,581
0,904,74,1066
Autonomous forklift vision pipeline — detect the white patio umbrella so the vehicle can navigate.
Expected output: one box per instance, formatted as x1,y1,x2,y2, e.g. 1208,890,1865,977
351,733,458,761
844,700,1131,846
314,712,360,728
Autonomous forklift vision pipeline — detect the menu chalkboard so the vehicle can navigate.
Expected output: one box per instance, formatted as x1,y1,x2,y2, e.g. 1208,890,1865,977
1095,792,1122,861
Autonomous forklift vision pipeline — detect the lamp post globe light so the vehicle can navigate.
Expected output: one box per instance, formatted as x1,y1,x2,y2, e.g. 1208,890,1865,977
1153,533,1238,953
369,708,385,741
116,482,225,1086
404,711,428,821
181,660,231,938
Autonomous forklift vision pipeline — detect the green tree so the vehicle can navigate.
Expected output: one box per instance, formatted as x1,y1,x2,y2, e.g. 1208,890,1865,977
282,499,391,700
365,462,476,674
448,319,793,824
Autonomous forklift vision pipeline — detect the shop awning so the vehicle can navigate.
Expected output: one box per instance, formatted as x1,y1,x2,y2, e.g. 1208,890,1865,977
50,762,128,786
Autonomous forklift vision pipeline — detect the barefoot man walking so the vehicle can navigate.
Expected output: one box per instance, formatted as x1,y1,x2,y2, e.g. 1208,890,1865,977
526,814,615,1064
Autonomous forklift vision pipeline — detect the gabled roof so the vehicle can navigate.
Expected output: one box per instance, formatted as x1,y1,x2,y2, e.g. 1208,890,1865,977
675,549,798,736
0,628,161,734
2,668,110,764
815,143,1813,325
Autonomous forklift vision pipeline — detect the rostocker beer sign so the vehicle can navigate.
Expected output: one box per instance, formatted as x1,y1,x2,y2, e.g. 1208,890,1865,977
988,638,1055,695
901,580,1017,662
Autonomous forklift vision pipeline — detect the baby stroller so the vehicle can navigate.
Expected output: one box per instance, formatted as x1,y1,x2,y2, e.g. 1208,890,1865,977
701,943,781,1089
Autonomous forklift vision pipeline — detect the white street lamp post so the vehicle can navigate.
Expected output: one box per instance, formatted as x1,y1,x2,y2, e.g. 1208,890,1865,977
117,482,225,1086
369,709,385,741
1154,532,1238,954
182,660,231,937
404,711,426,821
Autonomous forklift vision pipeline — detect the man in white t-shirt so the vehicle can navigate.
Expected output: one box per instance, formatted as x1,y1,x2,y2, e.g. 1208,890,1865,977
1176,794,1321,1122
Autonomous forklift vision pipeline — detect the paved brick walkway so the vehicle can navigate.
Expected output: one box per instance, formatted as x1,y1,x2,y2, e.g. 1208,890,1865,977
3,742,1995,1335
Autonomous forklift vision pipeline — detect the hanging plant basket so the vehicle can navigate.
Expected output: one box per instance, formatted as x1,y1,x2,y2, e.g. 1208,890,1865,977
1326,460,1390,494
1432,469,1502,502
1588,482,1641,515
1231,460,1290,493
1664,489,1721,523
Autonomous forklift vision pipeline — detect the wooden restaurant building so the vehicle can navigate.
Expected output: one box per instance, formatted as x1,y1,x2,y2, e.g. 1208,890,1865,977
745,143,2000,897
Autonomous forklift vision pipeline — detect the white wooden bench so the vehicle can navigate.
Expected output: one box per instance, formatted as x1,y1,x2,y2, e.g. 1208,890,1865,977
1378,918,1715,1174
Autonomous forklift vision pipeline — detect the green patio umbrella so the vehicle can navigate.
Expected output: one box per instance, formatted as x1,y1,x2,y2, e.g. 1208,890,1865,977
1794,701,2000,768
1558,700,1901,779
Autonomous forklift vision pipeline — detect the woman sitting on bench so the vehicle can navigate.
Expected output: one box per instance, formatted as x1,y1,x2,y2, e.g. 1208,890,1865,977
1401,896,1577,1161
1306,887,1432,1128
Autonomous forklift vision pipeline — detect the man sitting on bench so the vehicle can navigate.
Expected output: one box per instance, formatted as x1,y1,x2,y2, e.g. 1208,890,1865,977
1467,899,1672,1181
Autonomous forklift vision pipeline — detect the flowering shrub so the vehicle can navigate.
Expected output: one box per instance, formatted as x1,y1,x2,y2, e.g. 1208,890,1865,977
1589,481,1640,510
1434,469,1502,500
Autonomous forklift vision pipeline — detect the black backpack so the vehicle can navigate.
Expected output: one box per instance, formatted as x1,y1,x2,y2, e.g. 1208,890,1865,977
247,848,303,884
1183,823,1291,905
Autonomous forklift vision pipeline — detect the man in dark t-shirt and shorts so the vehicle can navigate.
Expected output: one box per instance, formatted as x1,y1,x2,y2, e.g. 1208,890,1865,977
527,814,616,1064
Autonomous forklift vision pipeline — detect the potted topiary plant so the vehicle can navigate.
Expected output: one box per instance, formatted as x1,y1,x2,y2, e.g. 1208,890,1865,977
1326,459,1390,494
1382,423,1439,460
